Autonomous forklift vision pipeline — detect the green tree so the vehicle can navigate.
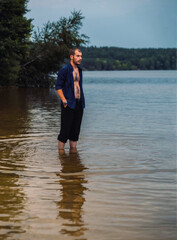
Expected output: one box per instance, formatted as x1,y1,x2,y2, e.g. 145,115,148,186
20,10,89,87
0,0,32,86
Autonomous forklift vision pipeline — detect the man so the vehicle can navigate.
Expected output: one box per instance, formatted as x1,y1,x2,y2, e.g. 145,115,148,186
56,48,85,150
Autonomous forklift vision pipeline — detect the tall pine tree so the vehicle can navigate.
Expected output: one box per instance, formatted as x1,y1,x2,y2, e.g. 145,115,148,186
0,0,32,86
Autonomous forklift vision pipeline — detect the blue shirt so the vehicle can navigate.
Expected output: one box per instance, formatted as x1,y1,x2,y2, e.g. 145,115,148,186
55,63,85,109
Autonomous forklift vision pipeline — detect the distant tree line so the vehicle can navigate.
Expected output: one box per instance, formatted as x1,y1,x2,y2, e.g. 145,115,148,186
80,46,176,70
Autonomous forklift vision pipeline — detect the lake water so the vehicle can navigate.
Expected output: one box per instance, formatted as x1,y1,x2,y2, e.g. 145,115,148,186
0,70,176,240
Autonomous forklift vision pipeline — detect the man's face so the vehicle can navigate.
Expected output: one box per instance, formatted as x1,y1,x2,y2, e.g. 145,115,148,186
72,50,82,65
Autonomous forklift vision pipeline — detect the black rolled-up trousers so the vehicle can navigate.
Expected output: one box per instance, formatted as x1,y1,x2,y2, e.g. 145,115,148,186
58,100,83,143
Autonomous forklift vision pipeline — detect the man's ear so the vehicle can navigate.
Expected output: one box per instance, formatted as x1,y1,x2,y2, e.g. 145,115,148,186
70,55,73,60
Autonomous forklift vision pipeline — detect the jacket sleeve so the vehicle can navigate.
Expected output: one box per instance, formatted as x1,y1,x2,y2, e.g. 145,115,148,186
55,67,67,90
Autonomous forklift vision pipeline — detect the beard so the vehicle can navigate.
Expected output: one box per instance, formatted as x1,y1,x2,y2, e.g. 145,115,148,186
73,58,81,65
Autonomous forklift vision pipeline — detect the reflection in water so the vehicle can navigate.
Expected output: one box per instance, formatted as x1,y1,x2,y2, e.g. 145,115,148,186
0,88,30,137
57,149,88,239
0,141,26,239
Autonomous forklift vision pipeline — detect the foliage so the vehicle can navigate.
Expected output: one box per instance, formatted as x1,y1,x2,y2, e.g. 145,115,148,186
0,0,32,86
19,10,89,87
80,46,177,70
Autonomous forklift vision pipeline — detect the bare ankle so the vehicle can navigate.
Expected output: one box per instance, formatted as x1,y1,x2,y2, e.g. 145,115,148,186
58,141,65,150
69,141,77,148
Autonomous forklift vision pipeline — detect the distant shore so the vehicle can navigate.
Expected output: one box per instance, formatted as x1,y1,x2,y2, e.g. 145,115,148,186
81,46,176,71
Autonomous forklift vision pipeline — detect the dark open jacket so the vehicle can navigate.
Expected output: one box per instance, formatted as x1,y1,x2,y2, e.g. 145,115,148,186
55,63,85,109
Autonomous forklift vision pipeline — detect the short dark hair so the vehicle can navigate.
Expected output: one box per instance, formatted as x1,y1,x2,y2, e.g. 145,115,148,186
69,48,81,57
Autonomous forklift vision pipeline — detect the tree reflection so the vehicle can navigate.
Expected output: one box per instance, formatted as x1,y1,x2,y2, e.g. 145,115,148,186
57,149,88,239
0,141,26,239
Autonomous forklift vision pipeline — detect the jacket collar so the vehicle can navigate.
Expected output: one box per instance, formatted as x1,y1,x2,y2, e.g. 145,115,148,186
68,62,82,71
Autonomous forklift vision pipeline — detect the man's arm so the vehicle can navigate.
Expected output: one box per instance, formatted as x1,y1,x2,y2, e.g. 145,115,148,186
56,68,67,107
56,89,67,107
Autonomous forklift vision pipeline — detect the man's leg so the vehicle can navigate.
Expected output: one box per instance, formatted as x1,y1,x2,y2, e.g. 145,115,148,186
69,101,83,149
58,105,74,149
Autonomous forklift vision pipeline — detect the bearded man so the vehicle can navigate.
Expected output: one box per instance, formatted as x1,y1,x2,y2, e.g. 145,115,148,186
56,48,85,150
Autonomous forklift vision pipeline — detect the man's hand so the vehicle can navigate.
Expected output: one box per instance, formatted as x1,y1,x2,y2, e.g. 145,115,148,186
63,101,67,108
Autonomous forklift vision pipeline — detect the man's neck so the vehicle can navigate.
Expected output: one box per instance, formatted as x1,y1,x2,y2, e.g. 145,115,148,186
70,61,78,70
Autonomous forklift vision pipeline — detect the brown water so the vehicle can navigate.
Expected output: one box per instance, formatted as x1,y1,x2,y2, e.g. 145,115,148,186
0,76,176,240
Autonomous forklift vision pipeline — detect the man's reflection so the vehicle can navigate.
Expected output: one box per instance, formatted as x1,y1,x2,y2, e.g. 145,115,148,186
57,149,88,238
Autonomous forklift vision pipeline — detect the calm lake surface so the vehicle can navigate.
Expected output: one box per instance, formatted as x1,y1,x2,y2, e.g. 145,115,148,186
0,70,176,240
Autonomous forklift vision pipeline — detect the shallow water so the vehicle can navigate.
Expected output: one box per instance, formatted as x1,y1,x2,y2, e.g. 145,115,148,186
0,71,176,240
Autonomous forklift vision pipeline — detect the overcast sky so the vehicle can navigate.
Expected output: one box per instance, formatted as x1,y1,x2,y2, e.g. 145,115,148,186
27,0,176,48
